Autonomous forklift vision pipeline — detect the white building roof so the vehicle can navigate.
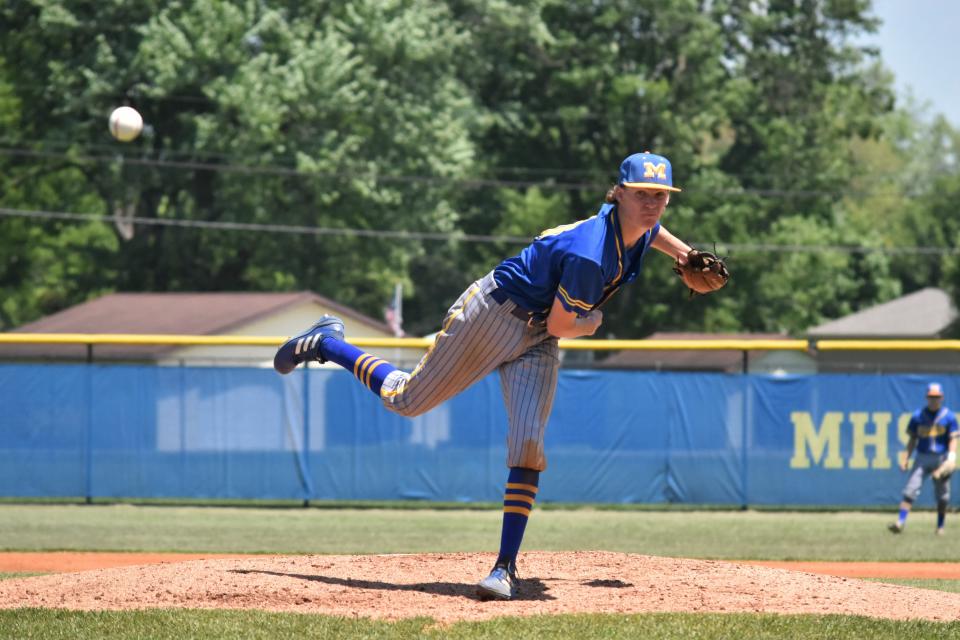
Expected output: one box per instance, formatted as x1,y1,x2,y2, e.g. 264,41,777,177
807,287,957,338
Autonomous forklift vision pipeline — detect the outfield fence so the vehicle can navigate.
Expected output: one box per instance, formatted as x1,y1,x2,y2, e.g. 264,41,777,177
1,334,958,506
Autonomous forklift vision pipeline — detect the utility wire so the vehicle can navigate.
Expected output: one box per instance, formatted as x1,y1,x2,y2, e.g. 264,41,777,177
0,147,600,192
0,206,527,245
0,146,905,198
2,136,930,183
2,206,958,256
4,137,938,183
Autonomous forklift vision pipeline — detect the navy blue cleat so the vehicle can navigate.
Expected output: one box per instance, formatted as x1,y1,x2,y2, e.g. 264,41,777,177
273,314,345,374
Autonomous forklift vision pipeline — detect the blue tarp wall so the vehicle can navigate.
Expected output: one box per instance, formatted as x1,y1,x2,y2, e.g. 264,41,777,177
1,364,956,505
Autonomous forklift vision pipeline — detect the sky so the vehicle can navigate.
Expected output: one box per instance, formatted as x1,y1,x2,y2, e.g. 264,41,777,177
865,0,960,126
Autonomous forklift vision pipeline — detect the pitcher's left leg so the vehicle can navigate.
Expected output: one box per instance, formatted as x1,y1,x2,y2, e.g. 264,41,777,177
500,336,560,472
477,336,559,600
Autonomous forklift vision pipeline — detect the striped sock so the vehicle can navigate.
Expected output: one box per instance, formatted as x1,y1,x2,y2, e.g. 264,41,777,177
496,467,539,567
319,338,397,396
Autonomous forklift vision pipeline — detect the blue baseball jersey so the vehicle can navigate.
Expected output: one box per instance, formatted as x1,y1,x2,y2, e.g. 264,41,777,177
493,203,660,316
907,406,959,454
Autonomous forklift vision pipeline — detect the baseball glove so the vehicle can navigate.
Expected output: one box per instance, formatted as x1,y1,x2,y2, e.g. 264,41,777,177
673,249,730,296
932,459,956,481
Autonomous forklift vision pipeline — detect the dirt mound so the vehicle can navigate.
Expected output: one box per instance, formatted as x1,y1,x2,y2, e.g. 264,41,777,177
1,551,958,622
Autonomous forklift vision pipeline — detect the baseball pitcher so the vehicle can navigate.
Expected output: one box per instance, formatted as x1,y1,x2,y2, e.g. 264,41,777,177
273,151,728,599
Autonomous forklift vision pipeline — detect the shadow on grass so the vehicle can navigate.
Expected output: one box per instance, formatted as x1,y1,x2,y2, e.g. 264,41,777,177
230,569,556,601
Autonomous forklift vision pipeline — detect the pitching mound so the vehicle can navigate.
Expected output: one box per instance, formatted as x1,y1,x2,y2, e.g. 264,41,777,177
1,551,958,622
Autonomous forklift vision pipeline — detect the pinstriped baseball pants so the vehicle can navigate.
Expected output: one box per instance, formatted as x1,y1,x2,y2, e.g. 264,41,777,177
902,451,951,502
380,271,560,471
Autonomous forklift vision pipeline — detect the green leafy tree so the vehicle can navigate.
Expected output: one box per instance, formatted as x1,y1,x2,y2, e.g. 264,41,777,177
0,0,910,339
1,0,481,325
452,0,895,336
843,100,960,307
0,54,116,329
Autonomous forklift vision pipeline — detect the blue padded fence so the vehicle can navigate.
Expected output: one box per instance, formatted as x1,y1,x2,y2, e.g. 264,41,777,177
0,364,956,505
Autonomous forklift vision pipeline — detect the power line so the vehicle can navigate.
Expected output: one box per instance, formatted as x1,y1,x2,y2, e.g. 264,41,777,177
0,206,528,244
717,243,959,256
0,146,908,198
1,139,941,189
0,147,601,192
2,205,957,256
0,137,930,184
0,138,239,162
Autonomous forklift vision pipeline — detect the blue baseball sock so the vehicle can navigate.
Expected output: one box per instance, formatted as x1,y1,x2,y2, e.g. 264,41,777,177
496,467,540,568
320,338,397,396
938,501,947,529
898,507,909,526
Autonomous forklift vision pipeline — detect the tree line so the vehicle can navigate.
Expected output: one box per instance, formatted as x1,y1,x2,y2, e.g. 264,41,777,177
1,0,958,338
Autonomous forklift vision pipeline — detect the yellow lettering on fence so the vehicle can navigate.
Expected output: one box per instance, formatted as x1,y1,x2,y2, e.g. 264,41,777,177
789,412,844,469
849,412,891,469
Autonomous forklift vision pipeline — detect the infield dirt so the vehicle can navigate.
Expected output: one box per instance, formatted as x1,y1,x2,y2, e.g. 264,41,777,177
1,551,959,622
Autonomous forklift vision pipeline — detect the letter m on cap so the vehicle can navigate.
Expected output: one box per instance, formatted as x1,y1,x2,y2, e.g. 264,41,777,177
643,162,667,180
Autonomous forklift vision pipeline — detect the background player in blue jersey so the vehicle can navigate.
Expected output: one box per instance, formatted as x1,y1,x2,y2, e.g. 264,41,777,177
274,151,728,599
889,383,959,535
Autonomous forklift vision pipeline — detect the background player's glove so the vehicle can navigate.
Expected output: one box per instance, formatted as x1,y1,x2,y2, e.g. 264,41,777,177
932,458,956,481
673,249,730,296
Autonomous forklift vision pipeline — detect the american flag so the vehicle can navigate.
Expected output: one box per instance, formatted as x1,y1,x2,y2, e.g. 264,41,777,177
384,282,405,337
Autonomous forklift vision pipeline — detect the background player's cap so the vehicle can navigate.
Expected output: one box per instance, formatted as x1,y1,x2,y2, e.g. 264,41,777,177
619,152,681,192
927,382,945,397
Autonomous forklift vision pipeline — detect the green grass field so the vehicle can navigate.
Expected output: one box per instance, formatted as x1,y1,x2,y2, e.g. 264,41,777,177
0,504,955,560
0,573,44,580
2,610,959,640
866,578,960,593
1,504,959,639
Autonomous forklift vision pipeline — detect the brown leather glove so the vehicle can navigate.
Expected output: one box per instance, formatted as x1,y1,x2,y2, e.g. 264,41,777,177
673,249,730,296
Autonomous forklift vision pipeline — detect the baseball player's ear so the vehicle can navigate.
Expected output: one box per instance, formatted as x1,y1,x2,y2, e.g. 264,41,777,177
665,193,671,206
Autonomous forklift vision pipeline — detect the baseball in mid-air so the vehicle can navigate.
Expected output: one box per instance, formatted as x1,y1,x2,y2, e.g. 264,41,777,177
108,106,143,142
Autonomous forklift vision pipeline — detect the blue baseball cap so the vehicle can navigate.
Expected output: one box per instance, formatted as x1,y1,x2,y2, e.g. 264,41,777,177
927,382,944,397
619,151,681,192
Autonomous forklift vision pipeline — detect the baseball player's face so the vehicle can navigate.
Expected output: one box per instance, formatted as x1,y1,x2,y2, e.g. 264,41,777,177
617,186,670,223
928,395,944,411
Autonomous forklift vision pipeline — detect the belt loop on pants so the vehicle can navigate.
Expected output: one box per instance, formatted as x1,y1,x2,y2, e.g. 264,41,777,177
490,287,548,327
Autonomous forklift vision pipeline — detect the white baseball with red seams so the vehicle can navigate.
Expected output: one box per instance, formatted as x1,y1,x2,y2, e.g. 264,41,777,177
108,106,143,142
